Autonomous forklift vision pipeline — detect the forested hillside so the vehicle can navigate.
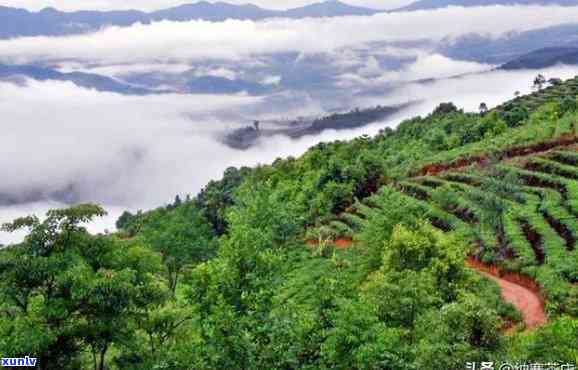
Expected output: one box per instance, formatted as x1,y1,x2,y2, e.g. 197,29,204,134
2,76,578,369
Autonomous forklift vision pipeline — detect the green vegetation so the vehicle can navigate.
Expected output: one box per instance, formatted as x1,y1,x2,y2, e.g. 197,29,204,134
3,76,578,369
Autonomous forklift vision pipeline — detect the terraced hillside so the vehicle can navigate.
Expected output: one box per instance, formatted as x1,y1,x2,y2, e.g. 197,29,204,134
308,77,578,320
310,141,578,317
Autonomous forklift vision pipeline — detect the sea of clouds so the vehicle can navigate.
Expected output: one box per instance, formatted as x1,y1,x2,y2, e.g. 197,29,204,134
2,5,578,244
2,6,578,66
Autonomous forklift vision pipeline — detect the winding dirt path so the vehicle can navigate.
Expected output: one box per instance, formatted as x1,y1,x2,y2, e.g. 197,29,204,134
307,239,547,329
466,259,547,329
480,271,546,329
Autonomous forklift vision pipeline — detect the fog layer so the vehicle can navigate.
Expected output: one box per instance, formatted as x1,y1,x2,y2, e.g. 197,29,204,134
3,5,578,244
3,64,578,244
1,6,578,65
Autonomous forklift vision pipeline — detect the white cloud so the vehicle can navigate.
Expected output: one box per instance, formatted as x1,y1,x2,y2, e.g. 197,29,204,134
57,62,193,77
2,6,578,66
261,75,282,85
354,64,578,114
192,66,239,80
336,53,493,88
4,64,578,244
0,79,260,207
358,56,382,77
382,54,494,82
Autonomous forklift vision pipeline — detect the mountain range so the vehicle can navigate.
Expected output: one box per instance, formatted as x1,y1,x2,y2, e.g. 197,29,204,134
394,0,578,11
0,64,155,94
0,1,380,39
3,0,578,40
439,23,578,64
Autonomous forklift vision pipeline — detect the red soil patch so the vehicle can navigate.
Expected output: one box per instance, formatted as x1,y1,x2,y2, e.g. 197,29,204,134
416,135,578,177
333,238,354,248
306,237,353,249
467,257,547,329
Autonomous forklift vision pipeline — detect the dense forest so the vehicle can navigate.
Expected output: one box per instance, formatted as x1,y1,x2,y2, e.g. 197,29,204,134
2,76,578,369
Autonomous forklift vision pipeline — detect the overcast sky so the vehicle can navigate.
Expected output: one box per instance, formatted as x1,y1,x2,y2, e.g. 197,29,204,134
0,0,414,11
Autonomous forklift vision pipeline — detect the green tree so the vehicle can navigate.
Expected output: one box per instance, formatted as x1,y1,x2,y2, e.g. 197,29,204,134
140,204,215,294
116,210,135,231
561,96,578,115
433,102,459,116
508,317,578,363
196,166,252,234
0,204,167,370
533,74,546,90
414,294,503,370
548,77,562,87
479,102,489,116
501,105,529,127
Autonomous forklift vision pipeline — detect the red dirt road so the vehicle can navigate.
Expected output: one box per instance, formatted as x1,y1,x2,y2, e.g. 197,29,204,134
467,259,547,329
478,271,547,329
307,239,547,330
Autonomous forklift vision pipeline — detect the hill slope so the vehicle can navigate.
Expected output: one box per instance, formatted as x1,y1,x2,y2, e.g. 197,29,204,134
4,75,578,368
309,76,578,322
113,73,578,365
500,47,578,70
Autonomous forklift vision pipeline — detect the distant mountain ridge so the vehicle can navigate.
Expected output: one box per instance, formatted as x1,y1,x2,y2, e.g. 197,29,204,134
395,0,578,11
438,23,578,65
0,64,155,95
499,47,578,70
0,62,281,95
0,1,380,39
